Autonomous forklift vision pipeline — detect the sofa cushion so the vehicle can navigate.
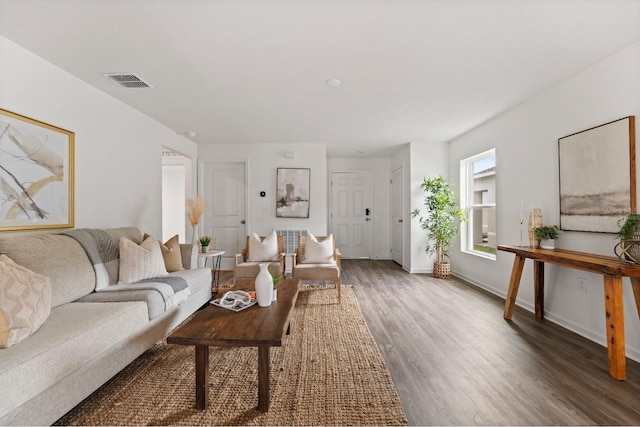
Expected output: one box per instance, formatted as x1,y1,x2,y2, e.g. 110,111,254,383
248,231,279,261
0,234,95,308
0,301,148,419
292,262,339,280
78,267,211,320
0,255,52,348
118,237,168,285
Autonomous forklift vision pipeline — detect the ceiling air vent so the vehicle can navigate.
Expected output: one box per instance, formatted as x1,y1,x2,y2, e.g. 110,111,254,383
102,73,152,89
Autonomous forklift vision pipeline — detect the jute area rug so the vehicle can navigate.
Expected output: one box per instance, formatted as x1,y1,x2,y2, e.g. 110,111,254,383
55,285,408,426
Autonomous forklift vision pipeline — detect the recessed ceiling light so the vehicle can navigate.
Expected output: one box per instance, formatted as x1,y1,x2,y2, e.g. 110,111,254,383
326,79,341,87
177,131,196,138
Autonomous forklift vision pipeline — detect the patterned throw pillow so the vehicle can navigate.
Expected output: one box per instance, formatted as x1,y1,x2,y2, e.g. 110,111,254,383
248,230,279,262
118,237,168,285
302,233,335,264
0,255,52,348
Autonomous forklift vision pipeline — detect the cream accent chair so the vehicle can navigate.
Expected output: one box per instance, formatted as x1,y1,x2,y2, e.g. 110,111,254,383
292,235,342,301
234,235,286,283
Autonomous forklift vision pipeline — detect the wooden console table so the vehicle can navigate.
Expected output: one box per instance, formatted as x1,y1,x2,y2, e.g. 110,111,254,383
498,245,640,380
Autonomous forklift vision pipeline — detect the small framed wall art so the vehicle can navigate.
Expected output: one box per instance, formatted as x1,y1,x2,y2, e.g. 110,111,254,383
0,109,75,231
276,167,310,218
558,116,635,233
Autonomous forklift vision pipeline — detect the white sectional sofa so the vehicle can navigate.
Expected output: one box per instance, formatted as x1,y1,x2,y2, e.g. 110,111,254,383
0,227,212,426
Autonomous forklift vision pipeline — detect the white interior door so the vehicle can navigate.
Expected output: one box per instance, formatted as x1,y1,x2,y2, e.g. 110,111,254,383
330,171,372,259
201,161,246,268
391,166,403,265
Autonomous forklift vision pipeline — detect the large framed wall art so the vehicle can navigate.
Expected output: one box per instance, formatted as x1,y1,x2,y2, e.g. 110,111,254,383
0,109,75,231
559,116,635,233
276,167,310,218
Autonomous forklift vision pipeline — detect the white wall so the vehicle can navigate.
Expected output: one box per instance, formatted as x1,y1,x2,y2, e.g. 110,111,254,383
0,36,199,237
197,143,327,236
409,141,450,273
327,157,391,259
448,41,640,361
391,144,411,270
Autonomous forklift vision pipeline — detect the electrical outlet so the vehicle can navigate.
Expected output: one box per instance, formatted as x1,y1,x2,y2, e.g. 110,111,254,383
577,277,587,293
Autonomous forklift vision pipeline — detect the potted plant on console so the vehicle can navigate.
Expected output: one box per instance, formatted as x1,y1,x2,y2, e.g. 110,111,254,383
615,213,640,263
411,175,466,279
534,225,559,249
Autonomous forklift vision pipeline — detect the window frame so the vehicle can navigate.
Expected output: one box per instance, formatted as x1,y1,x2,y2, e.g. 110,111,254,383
460,149,496,260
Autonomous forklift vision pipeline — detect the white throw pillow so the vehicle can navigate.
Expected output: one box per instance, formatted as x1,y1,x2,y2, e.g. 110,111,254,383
303,233,335,264
0,255,52,348
118,237,168,285
248,230,279,262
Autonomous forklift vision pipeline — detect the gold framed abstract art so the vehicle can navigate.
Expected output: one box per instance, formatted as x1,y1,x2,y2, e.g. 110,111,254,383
0,109,74,231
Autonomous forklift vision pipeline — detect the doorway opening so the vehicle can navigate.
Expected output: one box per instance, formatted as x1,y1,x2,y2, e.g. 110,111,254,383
162,148,193,243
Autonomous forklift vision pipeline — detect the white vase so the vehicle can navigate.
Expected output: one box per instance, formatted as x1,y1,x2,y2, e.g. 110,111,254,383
191,223,199,245
272,288,277,302
255,263,273,307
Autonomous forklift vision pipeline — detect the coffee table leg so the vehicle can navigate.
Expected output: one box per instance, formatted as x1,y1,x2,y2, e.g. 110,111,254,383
195,345,210,410
257,346,270,411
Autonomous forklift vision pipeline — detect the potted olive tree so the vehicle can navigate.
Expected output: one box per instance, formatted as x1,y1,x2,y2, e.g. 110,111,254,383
411,175,466,278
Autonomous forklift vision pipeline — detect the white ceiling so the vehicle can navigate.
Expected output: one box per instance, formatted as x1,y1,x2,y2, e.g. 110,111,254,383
1,0,640,157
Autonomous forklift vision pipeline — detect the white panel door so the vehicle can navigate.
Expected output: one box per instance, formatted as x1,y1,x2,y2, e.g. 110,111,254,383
330,171,371,259
391,166,403,265
201,161,246,266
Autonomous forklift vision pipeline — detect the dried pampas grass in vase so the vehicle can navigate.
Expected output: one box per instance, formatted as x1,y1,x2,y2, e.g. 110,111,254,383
186,194,205,245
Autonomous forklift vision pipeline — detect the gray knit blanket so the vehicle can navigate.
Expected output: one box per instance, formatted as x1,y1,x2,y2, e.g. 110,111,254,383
63,228,190,309
62,228,119,290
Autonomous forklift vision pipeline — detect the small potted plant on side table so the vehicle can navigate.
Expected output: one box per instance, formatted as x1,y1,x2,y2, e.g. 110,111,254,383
534,225,560,249
199,235,212,253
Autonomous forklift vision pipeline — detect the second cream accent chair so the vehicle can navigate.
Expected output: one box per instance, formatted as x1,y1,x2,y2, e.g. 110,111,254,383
292,234,342,301
234,233,285,284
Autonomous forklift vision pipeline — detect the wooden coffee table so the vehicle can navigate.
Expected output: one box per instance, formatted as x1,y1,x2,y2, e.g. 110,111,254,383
167,278,300,411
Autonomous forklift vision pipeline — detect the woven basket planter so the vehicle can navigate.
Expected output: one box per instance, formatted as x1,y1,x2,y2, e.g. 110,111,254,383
433,261,451,279
615,239,640,263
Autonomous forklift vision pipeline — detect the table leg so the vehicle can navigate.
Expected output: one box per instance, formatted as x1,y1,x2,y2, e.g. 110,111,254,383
603,275,626,380
195,345,210,409
534,260,545,319
504,255,526,320
257,346,270,412
631,277,640,320
213,254,222,295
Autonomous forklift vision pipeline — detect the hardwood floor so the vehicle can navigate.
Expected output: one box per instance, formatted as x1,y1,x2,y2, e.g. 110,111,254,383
341,259,640,426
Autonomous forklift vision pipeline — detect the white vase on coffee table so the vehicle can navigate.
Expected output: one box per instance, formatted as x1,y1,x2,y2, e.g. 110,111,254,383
255,263,273,307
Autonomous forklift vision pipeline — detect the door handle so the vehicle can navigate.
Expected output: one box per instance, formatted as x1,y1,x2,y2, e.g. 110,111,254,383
365,208,370,216
241,220,246,224
399,219,403,223
366,218,371,221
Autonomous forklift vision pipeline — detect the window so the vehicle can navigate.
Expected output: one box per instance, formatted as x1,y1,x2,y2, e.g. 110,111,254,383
460,149,496,259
